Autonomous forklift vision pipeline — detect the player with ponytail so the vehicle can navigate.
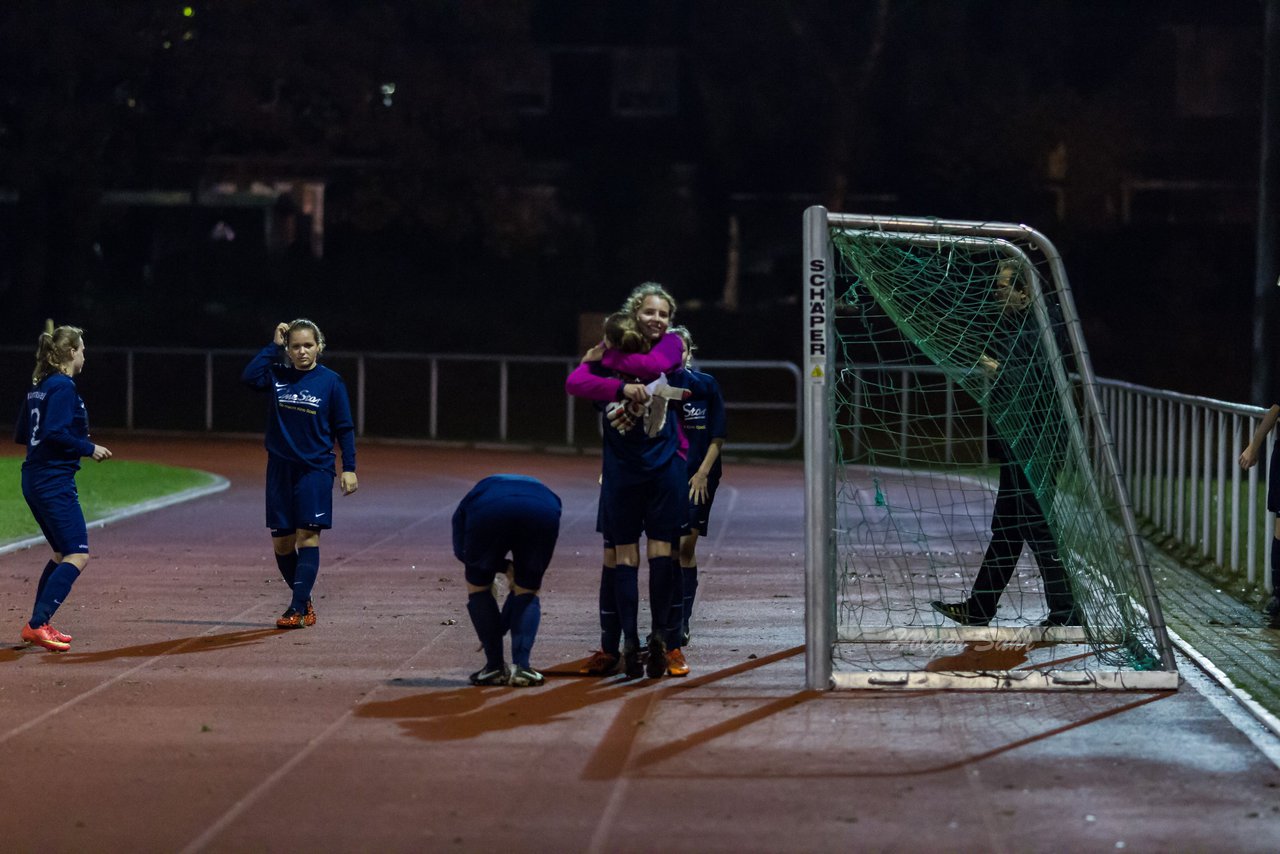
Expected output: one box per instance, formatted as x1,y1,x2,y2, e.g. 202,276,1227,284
14,324,113,652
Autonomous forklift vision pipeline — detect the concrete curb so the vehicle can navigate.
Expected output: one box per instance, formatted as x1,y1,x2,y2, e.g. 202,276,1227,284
0,474,231,557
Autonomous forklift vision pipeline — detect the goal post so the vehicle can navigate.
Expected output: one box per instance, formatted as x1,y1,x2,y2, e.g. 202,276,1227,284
803,206,1179,691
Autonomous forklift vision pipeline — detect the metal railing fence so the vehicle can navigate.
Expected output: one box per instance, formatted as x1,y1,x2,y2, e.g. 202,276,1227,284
1098,378,1273,593
826,363,1272,595
0,346,802,452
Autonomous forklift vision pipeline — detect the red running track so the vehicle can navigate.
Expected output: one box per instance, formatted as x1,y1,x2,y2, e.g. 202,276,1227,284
0,435,1277,852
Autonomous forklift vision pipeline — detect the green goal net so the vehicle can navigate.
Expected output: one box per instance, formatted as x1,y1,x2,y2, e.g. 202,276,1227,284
803,208,1178,691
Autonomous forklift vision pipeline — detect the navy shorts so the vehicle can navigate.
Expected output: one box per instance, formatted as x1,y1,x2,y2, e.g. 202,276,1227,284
595,486,615,549
22,471,89,556
601,455,685,547
265,456,335,530
686,476,720,537
460,494,561,590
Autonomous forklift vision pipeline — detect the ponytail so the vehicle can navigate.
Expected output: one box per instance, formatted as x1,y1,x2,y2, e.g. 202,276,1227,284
32,325,84,386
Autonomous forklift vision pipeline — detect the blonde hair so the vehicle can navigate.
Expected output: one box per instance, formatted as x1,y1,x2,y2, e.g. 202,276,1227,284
670,325,696,367
621,282,677,323
603,311,645,353
286,318,325,354
32,325,84,386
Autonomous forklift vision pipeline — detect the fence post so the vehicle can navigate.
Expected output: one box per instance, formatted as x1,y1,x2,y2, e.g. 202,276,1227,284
499,359,509,442
356,355,366,437
1231,412,1243,572
1176,402,1187,542
429,358,439,440
1216,410,1227,567
897,368,909,465
565,358,575,446
205,352,214,431
1202,408,1213,559
126,350,135,431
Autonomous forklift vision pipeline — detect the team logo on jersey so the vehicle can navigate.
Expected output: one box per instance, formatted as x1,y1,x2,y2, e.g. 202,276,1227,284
278,389,322,407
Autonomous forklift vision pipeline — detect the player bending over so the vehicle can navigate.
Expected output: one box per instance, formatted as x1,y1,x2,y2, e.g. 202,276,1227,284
453,474,562,687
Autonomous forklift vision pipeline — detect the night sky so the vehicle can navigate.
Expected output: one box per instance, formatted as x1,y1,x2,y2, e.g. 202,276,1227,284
0,1,1268,399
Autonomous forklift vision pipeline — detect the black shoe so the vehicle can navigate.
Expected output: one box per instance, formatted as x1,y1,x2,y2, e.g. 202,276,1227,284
622,641,644,679
1263,595,1280,618
930,600,990,627
508,665,544,688
469,663,510,686
1040,608,1084,627
645,636,668,679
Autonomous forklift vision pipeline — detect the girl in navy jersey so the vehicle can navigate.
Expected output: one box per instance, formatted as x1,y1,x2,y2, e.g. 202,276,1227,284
667,326,726,675
242,319,358,629
13,325,113,652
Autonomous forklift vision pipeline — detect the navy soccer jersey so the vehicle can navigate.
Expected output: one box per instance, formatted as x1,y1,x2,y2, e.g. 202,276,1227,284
565,358,685,544
673,368,726,482
452,474,562,589
241,344,356,473
598,393,681,485
14,373,95,555
13,373,95,475
600,406,684,544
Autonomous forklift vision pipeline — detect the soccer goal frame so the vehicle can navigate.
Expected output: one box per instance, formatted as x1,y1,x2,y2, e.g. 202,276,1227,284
803,206,1179,691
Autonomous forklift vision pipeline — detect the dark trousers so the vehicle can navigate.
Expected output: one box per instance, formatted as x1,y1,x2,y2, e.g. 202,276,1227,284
967,456,1075,621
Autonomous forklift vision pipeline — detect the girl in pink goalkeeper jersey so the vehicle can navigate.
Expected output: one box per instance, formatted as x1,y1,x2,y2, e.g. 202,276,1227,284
566,284,686,679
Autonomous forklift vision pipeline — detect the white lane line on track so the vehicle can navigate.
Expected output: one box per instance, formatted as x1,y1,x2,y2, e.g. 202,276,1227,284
180,496,468,852
585,483,739,854
0,601,262,747
179,625,454,854
1168,629,1280,768
328,499,458,569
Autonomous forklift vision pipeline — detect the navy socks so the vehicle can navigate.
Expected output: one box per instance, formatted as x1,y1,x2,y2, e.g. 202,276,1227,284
467,591,506,669
507,593,541,669
680,564,698,640
289,547,320,612
599,565,621,654
30,562,81,628
500,592,514,635
648,555,680,647
615,564,640,648
35,559,58,600
274,551,298,588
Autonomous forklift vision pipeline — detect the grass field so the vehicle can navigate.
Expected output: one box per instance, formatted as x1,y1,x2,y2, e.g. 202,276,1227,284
0,456,220,543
